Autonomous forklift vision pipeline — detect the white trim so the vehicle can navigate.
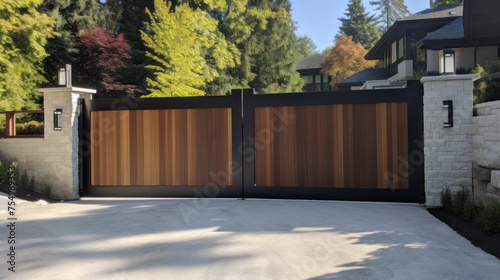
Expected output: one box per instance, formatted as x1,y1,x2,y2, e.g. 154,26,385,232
420,74,480,83
39,87,97,94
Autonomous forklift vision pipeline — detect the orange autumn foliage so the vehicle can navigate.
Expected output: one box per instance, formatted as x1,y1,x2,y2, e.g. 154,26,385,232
321,35,376,87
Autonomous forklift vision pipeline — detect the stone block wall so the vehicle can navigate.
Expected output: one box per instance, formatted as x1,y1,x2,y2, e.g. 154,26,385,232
421,74,478,207
472,100,500,204
0,87,94,200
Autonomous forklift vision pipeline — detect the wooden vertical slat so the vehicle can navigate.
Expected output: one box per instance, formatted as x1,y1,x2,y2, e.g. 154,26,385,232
253,103,409,189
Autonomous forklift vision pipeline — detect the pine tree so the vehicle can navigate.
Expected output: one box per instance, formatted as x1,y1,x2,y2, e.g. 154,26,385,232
431,0,463,7
370,0,409,30
297,36,318,60
339,0,381,49
0,0,55,111
38,0,103,86
141,1,238,97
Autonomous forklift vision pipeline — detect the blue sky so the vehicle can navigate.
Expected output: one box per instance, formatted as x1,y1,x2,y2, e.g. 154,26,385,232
290,0,431,52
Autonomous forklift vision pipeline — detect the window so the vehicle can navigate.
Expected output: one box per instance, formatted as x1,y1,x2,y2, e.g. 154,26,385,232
302,75,313,84
391,42,397,63
399,38,404,59
301,74,331,92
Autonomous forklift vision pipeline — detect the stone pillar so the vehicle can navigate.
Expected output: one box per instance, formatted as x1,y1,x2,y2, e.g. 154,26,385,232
38,87,95,200
420,74,479,207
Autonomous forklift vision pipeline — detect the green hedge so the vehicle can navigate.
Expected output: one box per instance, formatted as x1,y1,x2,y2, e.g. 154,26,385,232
0,121,44,136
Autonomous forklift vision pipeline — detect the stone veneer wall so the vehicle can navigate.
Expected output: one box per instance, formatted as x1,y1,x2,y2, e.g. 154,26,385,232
0,87,94,200
472,100,500,204
421,74,478,207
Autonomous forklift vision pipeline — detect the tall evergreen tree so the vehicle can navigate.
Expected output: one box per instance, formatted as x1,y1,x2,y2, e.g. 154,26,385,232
339,0,381,49
39,0,103,86
117,0,155,94
370,0,409,30
0,0,55,111
227,0,304,93
431,0,463,7
297,35,318,60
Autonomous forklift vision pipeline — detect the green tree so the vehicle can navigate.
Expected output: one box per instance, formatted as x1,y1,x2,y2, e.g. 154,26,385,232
431,0,463,7
226,0,303,93
339,0,381,49
0,0,55,111
142,1,238,97
297,35,318,60
370,0,409,30
39,0,103,86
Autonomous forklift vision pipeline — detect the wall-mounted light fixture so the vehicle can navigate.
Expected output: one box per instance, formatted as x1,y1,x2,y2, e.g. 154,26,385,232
443,100,453,128
58,64,72,87
54,109,63,131
442,48,455,74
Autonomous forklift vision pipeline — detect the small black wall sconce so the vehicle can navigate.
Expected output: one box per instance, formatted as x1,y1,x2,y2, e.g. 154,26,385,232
443,100,453,127
54,109,63,131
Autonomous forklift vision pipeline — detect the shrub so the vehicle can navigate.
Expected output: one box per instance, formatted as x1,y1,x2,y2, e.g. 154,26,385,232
478,199,500,234
44,184,52,196
463,200,477,221
28,176,35,191
20,170,29,189
453,187,469,216
441,187,453,209
16,121,44,135
0,121,44,136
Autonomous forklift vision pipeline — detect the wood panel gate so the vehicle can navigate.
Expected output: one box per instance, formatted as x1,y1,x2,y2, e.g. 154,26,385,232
82,80,423,202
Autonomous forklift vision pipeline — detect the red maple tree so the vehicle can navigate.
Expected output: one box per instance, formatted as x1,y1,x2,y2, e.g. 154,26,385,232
75,25,137,97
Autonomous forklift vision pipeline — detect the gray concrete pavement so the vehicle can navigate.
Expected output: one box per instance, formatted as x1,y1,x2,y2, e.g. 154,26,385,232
1,195,499,279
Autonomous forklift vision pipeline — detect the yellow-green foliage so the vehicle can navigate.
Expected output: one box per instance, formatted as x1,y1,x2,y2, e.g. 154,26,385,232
142,1,239,97
0,120,44,136
0,0,56,111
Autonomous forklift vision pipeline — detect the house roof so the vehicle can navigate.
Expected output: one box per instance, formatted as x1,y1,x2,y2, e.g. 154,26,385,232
422,17,464,41
366,4,463,60
337,68,388,89
419,1,500,50
296,54,324,71
399,4,463,21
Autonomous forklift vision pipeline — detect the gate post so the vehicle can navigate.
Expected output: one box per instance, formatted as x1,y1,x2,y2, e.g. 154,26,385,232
39,87,96,200
420,74,479,207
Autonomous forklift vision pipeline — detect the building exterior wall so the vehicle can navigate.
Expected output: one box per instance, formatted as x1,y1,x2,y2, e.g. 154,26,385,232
427,50,440,73
476,46,498,66
421,74,478,207
472,100,500,204
453,47,475,70
390,60,413,81
0,87,94,200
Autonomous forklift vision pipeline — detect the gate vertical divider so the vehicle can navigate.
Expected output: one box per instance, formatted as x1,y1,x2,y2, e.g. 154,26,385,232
242,89,256,198
405,80,425,204
231,89,245,199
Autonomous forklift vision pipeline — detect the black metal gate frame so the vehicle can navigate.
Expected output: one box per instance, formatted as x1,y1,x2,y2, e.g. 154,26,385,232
80,80,424,203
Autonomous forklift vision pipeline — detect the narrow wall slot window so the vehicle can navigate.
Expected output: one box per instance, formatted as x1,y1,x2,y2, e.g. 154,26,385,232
54,109,63,131
443,100,453,128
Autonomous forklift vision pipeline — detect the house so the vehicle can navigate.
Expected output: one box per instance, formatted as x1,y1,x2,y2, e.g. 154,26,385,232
295,54,332,92
338,0,500,90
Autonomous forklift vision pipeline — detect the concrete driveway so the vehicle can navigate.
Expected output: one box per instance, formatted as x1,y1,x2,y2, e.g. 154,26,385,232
1,196,499,280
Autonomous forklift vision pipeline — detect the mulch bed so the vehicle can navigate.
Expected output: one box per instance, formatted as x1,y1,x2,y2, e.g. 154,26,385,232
428,208,500,260
0,183,60,203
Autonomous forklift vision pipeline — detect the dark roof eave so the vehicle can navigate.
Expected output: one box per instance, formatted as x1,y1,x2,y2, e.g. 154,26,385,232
365,17,461,60
419,36,500,50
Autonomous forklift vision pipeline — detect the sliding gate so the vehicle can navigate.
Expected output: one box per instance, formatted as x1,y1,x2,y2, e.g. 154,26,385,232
83,80,424,202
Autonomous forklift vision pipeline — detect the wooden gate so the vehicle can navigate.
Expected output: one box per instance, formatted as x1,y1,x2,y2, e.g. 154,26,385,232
82,80,423,202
